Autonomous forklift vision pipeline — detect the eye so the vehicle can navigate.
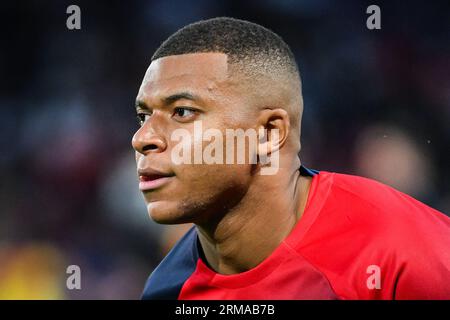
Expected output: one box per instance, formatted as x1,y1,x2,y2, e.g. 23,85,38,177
173,107,196,119
136,112,151,126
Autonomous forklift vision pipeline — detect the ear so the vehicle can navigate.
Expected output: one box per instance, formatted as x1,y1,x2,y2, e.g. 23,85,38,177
256,108,290,157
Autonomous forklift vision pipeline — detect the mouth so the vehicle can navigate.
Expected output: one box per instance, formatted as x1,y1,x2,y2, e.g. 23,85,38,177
138,169,174,191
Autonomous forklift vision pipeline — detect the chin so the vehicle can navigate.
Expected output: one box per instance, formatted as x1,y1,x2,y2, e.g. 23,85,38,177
146,200,193,225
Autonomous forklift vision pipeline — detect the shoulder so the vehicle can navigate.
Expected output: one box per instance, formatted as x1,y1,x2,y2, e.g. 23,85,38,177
299,171,450,299
330,172,450,261
321,171,449,237
141,226,199,300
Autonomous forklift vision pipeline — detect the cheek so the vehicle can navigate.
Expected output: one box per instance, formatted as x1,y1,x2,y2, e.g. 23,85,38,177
145,164,251,224
135,151,140,163
175,163,251,197
177,164,251,215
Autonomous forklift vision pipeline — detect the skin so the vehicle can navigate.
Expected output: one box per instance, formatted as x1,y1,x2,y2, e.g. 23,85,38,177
132,52,312,275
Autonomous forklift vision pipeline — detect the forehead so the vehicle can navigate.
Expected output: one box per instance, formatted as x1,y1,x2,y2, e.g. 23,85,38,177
138,52,229,99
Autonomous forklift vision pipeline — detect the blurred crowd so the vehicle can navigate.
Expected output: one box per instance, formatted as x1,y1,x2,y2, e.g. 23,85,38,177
0,0,449,299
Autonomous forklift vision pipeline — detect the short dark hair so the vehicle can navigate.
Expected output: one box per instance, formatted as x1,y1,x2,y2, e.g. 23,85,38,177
152,17,300,79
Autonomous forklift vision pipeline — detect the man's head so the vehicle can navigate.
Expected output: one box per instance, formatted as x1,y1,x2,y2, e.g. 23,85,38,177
132,17,304,225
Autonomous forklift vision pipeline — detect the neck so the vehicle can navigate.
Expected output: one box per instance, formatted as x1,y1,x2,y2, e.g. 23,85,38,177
196,164,312,275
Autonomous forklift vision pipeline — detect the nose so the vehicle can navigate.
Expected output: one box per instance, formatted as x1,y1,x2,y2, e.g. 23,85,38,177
132,120,167,155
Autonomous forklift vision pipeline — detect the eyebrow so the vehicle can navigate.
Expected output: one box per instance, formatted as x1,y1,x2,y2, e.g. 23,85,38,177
135,91,201,111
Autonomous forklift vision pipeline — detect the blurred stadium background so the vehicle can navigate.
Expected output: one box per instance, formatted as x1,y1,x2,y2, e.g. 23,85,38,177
0,0,449,299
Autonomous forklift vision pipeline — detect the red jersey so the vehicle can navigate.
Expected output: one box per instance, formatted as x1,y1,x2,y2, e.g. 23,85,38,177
142,166,450,299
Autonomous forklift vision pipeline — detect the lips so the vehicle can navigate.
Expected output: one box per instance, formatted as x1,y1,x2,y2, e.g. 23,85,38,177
138,168,174,191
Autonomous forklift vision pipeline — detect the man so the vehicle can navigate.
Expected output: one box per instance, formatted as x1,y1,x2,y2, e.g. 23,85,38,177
132,17,450,299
